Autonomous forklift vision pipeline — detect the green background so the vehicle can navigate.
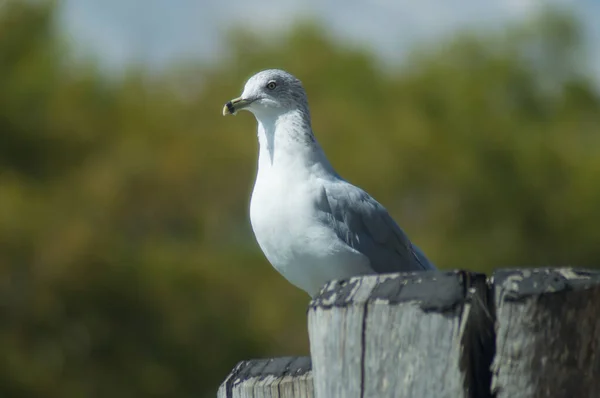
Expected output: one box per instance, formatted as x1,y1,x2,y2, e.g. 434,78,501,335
1,2,599,397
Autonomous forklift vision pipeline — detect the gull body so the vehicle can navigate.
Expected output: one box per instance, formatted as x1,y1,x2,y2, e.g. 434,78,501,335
224,69,435,297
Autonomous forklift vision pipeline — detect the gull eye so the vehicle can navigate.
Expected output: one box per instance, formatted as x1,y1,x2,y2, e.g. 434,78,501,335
266,81,277,90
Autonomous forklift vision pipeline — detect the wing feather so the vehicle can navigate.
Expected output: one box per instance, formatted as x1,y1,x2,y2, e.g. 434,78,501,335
316,181,435,273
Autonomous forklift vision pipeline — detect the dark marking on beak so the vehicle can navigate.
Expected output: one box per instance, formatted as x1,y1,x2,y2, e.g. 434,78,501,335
226,101,235,114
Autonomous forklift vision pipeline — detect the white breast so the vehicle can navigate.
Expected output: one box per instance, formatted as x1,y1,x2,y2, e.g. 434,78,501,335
250,167,372,296
247,111,374,296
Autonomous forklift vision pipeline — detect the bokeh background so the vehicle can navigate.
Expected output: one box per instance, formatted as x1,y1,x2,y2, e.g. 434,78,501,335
2,0,600,396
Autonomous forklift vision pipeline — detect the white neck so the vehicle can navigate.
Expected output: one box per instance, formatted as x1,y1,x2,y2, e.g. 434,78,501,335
254,109,335,176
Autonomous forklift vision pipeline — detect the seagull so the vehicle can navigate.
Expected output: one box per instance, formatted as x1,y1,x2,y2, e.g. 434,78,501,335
223,69,435,297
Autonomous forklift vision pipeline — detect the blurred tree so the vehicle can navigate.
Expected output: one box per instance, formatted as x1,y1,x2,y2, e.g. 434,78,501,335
0,1,599,397
0,2,282,397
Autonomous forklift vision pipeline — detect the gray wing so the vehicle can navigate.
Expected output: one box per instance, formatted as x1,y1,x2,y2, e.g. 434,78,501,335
317,181,435,273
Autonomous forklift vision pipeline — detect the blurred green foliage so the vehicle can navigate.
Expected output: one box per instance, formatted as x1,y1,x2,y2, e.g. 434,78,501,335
0,1,599,397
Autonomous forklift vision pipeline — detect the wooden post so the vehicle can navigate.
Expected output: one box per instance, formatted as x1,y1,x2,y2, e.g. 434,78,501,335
491,268,600,398
218,268,600,397
217,356,313,398
307,271,493,398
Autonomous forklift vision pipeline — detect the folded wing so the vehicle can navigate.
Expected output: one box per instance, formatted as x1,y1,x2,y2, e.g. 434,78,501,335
317,181,436,273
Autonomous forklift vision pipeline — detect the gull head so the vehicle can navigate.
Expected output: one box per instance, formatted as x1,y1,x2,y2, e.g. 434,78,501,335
222,69,309,118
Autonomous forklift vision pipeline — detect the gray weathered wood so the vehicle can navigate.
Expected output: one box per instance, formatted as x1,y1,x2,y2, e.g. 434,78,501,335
491,268,600,398
307,270,493,398
217,356,313,398
218,267,600,397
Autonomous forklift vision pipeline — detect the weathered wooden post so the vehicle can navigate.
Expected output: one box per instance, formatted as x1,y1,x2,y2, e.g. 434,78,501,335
307,270,493,398
491,268,600,398
217,357,313,398
218,268,600,398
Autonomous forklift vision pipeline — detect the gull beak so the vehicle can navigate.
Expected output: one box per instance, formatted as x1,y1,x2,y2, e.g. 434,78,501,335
222,97,253,116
